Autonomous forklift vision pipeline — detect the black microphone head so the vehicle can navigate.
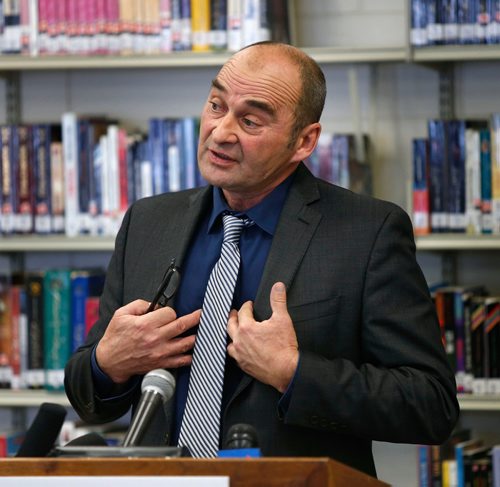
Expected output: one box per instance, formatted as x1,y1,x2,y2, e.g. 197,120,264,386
141,369,176,404
16,402,67,457
224,423,259,449
64,432,108,447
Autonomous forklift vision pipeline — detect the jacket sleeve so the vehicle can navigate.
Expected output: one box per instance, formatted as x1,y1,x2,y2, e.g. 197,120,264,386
64,206,141,424
283,205,459,444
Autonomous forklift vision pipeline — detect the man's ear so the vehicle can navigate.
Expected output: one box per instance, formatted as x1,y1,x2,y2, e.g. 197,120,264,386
291,123,322,163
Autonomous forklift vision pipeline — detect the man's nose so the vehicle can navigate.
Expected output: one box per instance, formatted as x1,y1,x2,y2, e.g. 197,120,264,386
212,114,238,144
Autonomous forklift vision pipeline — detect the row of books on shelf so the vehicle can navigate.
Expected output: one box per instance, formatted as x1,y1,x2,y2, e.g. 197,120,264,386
0,268,106,391
432,284,500,396
305,133,372,196
0,114,205,237
412,115,500,235
0,0,291,57
411,0,500,47
419,428,500,487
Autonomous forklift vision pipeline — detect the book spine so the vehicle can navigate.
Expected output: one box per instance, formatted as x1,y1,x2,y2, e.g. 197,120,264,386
26,273,45,389
77,119,91,234
443,0,459,44
180,0,191,50
454,290,466,392
85,296,100,338
1,126,15,235
119,0,134,53
149,118,167,195
427,0,445,45
56,0,68,55
3,0,22,53
413,138,431,236
479,128,493,234
465,128,482,234
38,0,49,54
9,284,22,390
227,0,242,51
159,0,173,52
485,299,500,393
181,117,198,189
447,120,466,232
15,125,33,234
490,114,500,234
191,0,210,51
470,297,487,393
50,141,65,233
62,113,81,236
458,0,476,43
209,0,227,50
32,125,52,235
428,119,449,232
70,272,89,352
43,269,72,391
167,119,182,192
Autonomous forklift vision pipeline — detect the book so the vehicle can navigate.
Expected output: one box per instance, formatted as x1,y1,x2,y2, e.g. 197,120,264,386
491,114,500,234
0,273,13,388
0,125,15,235
70,270,105,352
485,297,500,393
43,269,72,391
25,272,45,389
191,0,210,51
443,0,459,44
62,112,80,237
465,127,482,234
447,120,466,232
456,438,484,487
227,0,243,51
0,430,25,457
85,296,100,339
493,445,500,487
413,138,431,236
14,125,33,234
479,128,493,233
159,0,173,52
427,0,445,45
412,0,429,46
50,140,65,233
458,0,476,43
428,119,449,232
2,0,22,53
209,0,227,50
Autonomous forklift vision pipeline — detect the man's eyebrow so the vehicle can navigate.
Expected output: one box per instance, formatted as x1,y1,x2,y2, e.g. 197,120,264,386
210,77,276,118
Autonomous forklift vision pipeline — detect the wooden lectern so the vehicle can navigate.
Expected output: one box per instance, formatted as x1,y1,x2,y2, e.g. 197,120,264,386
0,457,388,486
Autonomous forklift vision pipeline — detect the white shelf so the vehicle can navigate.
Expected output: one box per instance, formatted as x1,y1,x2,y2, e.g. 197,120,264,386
0,390,71,407
0,235,115,252
412,44,500,62
0,46,407,71
416,234,500,251
458,394,500,411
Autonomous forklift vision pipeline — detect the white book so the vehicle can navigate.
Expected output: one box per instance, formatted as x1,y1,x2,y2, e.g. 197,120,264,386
62,112,80,236
227,0,243,52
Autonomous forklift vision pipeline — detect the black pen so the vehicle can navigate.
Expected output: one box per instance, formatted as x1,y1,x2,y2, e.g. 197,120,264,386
147,258,181,313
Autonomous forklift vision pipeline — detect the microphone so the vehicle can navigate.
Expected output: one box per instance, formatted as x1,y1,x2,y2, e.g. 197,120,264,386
218,423,261,458
122,369,176,447
16,402,67,457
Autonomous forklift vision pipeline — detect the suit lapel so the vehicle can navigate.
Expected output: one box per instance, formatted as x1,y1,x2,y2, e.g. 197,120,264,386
229,165,323,401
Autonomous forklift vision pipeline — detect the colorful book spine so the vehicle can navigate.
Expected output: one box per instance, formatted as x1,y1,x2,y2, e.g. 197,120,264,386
32,124,52,235
443,0,459,44
427,0,445,45
227,0,243,51
479,128,493,233
485,298,500,393
160,0,173,52
166,118,182,192
458,0,476,43
50,141,65,233
15,125,33,234
412,138,431,236
179,0,191,50
491,114,500,234
470,296,488,393
43,269,72,391
2,0,22,53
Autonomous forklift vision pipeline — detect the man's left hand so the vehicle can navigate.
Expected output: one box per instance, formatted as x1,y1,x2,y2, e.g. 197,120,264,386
227,281,299,393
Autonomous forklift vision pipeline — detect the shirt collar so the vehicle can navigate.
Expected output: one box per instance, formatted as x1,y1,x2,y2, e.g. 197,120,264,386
208,172,295,236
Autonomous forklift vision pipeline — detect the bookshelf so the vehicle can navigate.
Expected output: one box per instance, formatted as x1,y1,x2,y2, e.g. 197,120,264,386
1,2,500,486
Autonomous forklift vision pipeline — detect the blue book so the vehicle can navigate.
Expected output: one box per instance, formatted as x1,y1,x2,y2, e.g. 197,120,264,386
458,0,477,43
447,120,466,232
148,118,168,195
412,0,429,46
413,138,431,235
428,0,445,45
428,119,449,232
475,0,495,43
210,0,228,50
70,270,105,352
181,117,198,190
418,445,431,487
443,0,459,44
165,118,182,192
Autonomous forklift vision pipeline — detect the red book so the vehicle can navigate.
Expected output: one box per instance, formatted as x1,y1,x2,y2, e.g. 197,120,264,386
85,297,100,338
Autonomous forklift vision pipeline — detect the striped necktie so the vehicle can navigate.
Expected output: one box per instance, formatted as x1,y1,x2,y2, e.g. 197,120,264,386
178,213,252,457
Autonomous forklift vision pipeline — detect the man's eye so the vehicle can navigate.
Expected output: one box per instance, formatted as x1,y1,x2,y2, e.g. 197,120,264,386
242,118,258,128
210,102,221,111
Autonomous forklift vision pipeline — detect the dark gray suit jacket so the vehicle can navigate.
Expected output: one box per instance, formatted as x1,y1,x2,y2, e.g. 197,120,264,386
65,163,459,477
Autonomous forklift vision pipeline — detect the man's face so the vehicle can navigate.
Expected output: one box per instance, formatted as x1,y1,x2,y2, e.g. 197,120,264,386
197,48,303,209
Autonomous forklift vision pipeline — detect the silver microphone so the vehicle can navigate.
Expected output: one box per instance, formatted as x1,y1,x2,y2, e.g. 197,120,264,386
122,369,176,447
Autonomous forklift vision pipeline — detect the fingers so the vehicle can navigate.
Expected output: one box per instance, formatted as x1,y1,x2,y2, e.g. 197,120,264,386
158,308,201,339
115,299,151,317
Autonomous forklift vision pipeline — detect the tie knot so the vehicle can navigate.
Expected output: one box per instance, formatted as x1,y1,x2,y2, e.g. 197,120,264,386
222,213,253,243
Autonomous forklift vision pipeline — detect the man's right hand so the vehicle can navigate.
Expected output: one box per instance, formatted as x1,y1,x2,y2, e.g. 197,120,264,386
95,299,200,384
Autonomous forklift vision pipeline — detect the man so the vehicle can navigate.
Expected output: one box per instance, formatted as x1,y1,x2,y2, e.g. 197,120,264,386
65,42,459,477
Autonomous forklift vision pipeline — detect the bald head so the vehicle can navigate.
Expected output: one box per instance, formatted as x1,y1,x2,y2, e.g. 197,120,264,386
224,42,327,145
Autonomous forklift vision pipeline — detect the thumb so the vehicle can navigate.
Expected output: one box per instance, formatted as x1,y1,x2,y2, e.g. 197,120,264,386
270,282,287,317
